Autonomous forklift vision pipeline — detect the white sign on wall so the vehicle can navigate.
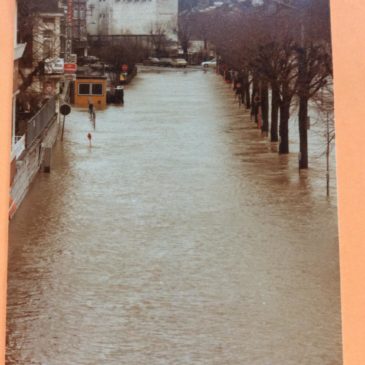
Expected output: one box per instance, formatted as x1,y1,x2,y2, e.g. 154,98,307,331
44,57,64,74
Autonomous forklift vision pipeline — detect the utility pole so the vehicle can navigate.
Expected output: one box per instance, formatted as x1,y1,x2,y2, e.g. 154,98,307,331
61,115,66,141
61,0,73,142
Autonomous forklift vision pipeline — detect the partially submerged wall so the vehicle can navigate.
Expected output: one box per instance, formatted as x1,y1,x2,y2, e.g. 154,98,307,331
10,118,59,219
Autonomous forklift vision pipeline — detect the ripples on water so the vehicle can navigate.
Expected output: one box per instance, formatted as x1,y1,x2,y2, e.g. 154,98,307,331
7,69,342,365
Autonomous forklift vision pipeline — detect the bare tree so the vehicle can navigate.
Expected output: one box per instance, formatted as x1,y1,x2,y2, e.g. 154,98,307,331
295,0,332,168
149,22,170,57
178,11,193,59
91,39,147,83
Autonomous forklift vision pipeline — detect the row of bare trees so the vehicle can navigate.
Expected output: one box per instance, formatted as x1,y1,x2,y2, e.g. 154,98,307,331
89,38,147,84
182,0,333,169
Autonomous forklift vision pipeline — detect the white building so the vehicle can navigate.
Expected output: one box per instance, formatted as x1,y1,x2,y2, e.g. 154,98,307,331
87,0,178,40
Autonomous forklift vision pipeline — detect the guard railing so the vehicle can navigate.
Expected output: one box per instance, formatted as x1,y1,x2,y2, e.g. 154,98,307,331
25,97,57,148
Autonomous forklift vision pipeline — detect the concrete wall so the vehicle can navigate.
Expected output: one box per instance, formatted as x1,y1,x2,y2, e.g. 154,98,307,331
110,1,158,35
156,0,178,36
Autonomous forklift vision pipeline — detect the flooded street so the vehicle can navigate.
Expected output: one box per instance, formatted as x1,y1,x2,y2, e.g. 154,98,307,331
7,69,342,365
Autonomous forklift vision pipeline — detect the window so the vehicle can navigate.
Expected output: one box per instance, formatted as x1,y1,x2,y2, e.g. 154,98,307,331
73,25,79,37
43,30,54,58
80,7,86,19
43,17,54,24
79,83,90,95
92,84,103,95
78,83,103,95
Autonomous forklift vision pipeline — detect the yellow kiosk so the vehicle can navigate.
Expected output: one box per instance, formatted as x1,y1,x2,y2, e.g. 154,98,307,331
73,76,107,110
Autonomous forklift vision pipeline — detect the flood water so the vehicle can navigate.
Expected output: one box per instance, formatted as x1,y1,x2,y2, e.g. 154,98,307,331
7,68,342,365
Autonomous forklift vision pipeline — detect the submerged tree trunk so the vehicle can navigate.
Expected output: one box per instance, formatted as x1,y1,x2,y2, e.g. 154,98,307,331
261,80,269,135
251,78,259,123
271,83,280,142
298,95,309,168
279,102,290,154
297,47,309,169
244,72,250,109
279,82,291,154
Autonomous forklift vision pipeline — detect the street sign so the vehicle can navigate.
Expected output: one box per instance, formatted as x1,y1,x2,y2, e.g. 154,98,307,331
64,63,77,73
60,103,72,116
65,40,72,62
44,57,64,75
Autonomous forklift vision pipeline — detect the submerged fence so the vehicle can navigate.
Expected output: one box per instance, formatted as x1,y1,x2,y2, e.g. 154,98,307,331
25,97,57,148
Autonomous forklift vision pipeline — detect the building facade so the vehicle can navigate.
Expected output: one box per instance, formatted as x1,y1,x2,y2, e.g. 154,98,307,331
12,1,26,158
72,0,88,56
9,0,64,219
11,0,27,193
86,0,178,40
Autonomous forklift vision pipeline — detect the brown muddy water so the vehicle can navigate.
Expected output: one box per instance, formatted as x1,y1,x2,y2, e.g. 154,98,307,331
7,68,342,365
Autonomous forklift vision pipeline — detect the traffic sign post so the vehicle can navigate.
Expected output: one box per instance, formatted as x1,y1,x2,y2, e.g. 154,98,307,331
60,103,71,116
61,0,74,143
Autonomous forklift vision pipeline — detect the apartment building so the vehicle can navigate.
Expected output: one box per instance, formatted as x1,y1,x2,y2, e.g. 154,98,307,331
87,0,178,40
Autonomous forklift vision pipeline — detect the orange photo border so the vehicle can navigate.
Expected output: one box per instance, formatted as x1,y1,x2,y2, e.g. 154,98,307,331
0,0,15,364
0,1,364,364
331,1,365,364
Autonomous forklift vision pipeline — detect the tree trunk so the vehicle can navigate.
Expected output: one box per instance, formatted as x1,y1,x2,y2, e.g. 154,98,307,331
298,47,309,169
279,86,290,154
251,78,258,123
261,80,269,134
243,72,250,109
237,74,245,106
183,44,188,61
271,83,279,142
298,95,308,168
240,87,245,106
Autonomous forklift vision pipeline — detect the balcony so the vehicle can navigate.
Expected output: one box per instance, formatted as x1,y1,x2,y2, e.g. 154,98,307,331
11,135,25,160
14,43,26,61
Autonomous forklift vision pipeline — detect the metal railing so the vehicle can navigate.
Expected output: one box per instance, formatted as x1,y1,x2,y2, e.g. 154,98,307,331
25,97,57,148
